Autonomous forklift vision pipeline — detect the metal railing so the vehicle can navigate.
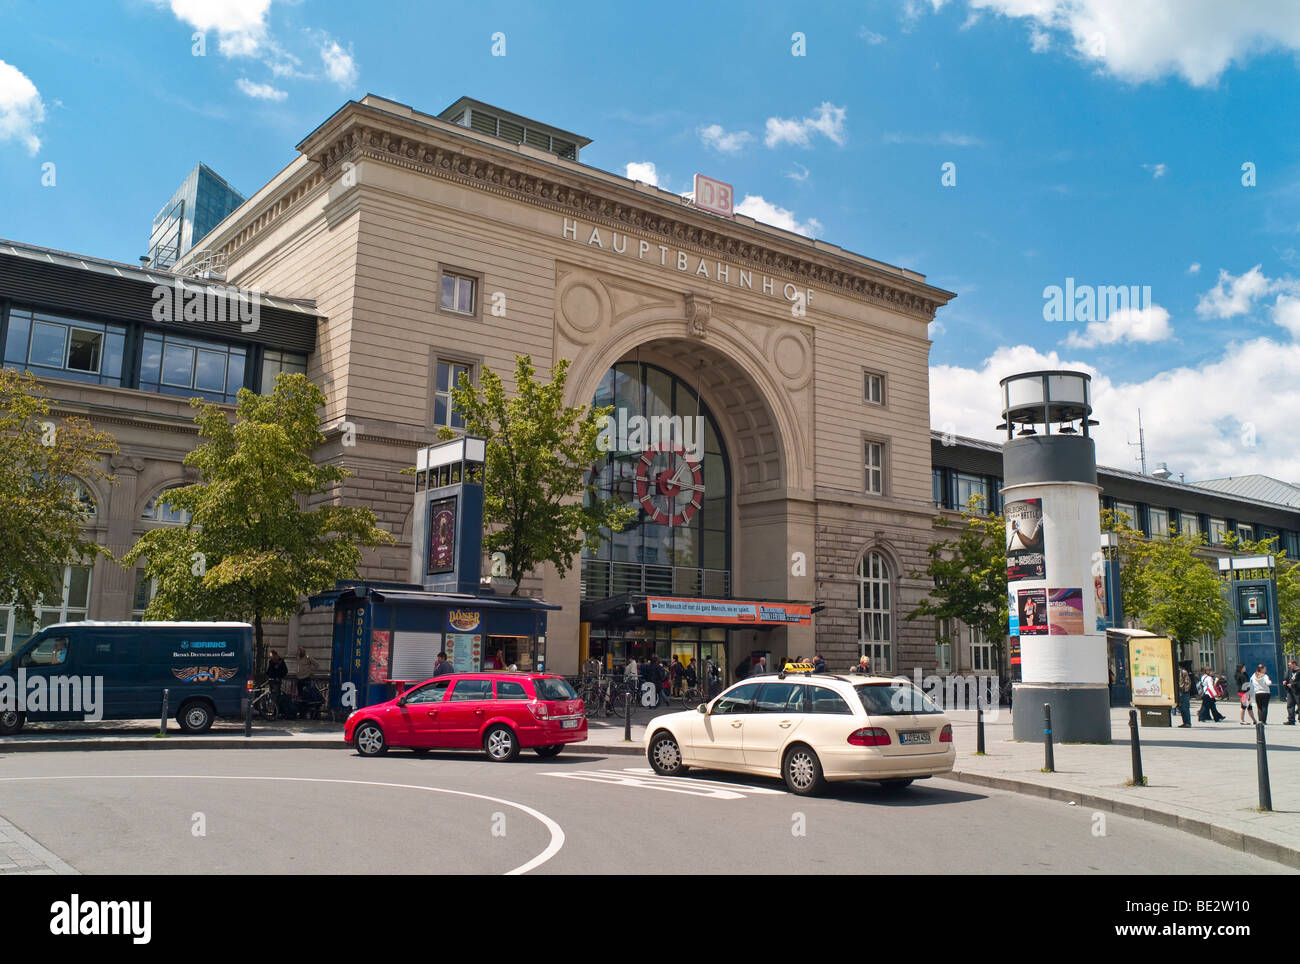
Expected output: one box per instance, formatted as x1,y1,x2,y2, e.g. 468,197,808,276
580,560,730,600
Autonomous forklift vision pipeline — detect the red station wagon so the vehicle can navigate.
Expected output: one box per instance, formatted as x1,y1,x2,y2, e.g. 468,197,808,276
344,672,587,761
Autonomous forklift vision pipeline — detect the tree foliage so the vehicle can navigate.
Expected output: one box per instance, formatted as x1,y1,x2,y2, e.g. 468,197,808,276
122,374,393,669
0,369,116,620
442,355,636,594
907,496,1009,662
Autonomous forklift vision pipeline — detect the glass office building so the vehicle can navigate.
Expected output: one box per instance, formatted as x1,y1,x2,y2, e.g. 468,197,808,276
147,164,246,269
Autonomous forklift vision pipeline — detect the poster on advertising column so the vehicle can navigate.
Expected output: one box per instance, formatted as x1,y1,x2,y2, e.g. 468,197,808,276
1018,588,1048,635
1047,588,1084,635
1005,498,1046,581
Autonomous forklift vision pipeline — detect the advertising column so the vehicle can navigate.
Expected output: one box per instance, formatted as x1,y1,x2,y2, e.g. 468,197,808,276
1001,372,1111,743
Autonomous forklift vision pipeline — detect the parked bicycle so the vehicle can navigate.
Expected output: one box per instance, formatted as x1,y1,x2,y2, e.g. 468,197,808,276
249,681,279,721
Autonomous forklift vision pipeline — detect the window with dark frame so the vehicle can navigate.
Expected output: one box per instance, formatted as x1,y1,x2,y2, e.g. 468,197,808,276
440,272,477,315
863,370,884,405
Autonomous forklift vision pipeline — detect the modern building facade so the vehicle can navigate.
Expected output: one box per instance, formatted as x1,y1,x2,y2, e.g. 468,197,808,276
147,164,247,270
932,432,1300,676
170,93,956,677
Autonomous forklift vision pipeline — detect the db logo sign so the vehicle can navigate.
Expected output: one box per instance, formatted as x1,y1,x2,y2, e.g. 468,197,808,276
694,173,734,218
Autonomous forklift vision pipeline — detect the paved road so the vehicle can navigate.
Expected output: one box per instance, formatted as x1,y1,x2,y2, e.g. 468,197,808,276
0,748,1289,874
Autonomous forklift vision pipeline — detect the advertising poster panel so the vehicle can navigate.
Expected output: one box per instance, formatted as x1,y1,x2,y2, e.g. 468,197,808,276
1130,636,1175,706
1047,588,1084,635
1017,588,1048,635
1006,498,1046,581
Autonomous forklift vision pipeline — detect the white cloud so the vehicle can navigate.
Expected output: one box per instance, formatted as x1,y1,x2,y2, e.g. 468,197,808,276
319,35,358,87
859,27,887,44
930,339,1300,481
1064,305,1173,348
1196,265,1272,319
786,162,810,183
966,0,1300,86
624,161,660,187
764,103,846,148
154,0,272,58
1272,295,1300,339
236,77,287,101
1029,25,1051,52
1187,262,1201,274
735,195,822,238
0,60,44,154
1143,162,1167,178
698,124,753,153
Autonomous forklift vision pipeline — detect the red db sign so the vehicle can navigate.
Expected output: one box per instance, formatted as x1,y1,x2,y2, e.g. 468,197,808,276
693,173,734,217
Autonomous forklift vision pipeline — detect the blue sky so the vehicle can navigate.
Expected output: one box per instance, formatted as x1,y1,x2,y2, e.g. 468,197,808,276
2,0,1300,481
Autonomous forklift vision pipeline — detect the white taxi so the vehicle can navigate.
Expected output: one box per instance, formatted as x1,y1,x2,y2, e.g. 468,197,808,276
644,665,955,795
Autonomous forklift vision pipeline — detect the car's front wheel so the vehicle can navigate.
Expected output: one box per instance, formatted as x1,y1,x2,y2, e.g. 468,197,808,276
354,721,387,756
649,731,688,776
177,700,214,733
782,744,825,796
483,724,519,762
534,744,564,758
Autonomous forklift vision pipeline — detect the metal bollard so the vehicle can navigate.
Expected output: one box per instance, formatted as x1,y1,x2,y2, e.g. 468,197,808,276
976,705,986,755
1256,722,1272,811
624,689,632,742
1128,709,1144,785
244,694,253,737
159,688,169,736
1042,703,1054,772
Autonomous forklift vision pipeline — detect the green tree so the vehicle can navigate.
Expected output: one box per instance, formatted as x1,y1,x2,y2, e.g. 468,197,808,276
122,374,394,670
0,369,116,621
1102,509,1229,654
442,355,636,594
907,496,1010,667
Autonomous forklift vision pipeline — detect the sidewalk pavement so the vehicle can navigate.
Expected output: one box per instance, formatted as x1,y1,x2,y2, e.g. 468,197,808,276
5,703,1299,868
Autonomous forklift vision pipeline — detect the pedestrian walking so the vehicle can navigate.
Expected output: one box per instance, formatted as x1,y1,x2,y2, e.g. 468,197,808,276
1249,664,1273,724
813,653,826,673
1197,666,1225,722
1176,662,1193,727
670,655,683,696
265,650,288,698
1234,663,1257,725
1285,659,1300,725
852,655,871,675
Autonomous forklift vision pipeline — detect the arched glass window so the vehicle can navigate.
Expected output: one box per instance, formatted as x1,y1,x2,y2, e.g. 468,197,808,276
143,489,191,525
858,551,892,671
583,362,730,599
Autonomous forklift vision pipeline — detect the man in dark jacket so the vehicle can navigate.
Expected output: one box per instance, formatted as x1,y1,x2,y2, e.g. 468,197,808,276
432,652,455,677
1285,659,1300,725
266,651,288,696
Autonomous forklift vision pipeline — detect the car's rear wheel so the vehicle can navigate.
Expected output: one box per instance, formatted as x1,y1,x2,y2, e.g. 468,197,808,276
534,744,564,758
782,744,825,796
0,710,24,736
649,731,688,776
354,721,387,756
177,700,214,733
484,724,519,762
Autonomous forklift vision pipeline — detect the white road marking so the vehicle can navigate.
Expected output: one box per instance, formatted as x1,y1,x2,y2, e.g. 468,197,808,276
0,775,562,876
541,767,787,799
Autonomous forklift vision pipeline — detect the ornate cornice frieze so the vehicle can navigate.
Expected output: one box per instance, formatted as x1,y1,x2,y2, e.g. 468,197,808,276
296,112,955,323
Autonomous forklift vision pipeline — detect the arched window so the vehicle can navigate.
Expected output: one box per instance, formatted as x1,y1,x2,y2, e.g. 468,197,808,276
857,551,892,671
143,489,191,525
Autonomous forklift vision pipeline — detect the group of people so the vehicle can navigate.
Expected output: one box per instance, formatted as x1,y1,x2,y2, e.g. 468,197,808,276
1179,659,1300,726
264,647,325,718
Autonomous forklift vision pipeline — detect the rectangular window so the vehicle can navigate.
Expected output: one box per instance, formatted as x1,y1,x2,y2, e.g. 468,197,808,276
140,331,246,403
863,370,884,405
1198,633,1217,672
1179,512,1200,539
260,350,308,394
932,469,945,508
132,568,158,618
1237,524,1254,543
935,618,953,672
3,309,126,387
433,358,473,431
0,564,91,655
440,272,477,315
970,627,995,672
1209,518,1227,545
1286,532,1300,558
1112,501,1138,528
865,441,884,495
1149,507,1169,539
955,473,990,512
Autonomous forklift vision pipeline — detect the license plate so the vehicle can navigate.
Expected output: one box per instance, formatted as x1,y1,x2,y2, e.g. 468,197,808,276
900,731,930,744
561,719,579,729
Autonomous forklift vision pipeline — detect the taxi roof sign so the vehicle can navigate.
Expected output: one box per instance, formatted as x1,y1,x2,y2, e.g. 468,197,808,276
779,661,816,678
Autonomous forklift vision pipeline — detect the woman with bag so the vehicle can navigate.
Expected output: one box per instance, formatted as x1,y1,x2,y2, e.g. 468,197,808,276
1236,663,1257,725
1198,667,1225,723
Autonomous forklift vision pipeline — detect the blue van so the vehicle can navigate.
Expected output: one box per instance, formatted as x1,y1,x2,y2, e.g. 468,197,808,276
0,621,253,735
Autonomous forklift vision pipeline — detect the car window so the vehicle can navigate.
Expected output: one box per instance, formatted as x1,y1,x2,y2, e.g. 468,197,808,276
22,636,70,667
755,682,799,712
534,677,577,701
712,682,760,715
403,680,450,704
784,685,809,713
809,685,852,714
855,683,943,715
495,680,528,700
448,679,493,701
